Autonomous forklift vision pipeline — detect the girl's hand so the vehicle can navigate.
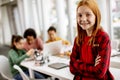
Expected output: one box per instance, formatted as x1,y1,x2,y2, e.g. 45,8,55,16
95,54,101,66
26,49,34,56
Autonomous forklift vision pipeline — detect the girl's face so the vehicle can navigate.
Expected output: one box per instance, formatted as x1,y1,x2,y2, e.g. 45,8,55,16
14,39,24,50
77,5,96,31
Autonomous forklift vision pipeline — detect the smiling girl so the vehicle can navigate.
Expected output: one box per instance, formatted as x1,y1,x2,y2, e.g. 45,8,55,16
70,0,114,80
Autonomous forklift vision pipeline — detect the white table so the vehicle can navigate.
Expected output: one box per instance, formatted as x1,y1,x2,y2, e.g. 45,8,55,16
110,50,120,80
111,49,120,57
110,67,120,80
21,55,120,80
110,49,120,69
21,56,74,80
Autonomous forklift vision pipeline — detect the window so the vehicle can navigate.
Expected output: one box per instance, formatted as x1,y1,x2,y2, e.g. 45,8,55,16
110,0,120,39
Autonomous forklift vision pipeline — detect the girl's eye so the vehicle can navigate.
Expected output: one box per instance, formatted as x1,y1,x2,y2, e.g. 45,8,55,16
78,14,82,17
86,13,91,17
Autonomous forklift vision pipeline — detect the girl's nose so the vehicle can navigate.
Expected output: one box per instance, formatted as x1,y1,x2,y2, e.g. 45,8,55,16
81,15,87,22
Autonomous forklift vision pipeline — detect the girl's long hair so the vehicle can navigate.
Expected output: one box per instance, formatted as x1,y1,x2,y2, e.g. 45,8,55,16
11,35,23,50
76,0,101,46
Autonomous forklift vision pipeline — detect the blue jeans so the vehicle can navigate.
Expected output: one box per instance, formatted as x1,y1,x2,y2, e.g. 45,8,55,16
14,70,45,80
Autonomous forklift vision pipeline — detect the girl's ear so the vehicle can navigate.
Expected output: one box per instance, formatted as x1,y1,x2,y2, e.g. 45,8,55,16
13,42,17,47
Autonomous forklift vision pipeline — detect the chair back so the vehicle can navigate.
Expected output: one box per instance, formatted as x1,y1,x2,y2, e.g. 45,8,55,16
13,65,29,80
111,39,120,50
0,55,13,80
13,65,51,80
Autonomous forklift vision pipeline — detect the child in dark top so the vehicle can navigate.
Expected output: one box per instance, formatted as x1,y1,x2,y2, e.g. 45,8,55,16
70,0,114,80
8,35,45,80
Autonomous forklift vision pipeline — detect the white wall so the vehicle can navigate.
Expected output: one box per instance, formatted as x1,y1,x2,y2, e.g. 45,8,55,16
97,0,110,34
0,2,2,44
1,6,11,45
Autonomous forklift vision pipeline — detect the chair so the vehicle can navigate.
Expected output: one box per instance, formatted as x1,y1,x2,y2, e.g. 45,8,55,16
111,39,120,50
13,65,51,80
13,65,29,80
0,55,14,80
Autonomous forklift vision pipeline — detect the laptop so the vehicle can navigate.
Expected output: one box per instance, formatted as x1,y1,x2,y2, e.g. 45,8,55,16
43,40,63,56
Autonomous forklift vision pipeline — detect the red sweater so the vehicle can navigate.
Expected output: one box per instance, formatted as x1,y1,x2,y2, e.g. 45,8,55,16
70,30,114,80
